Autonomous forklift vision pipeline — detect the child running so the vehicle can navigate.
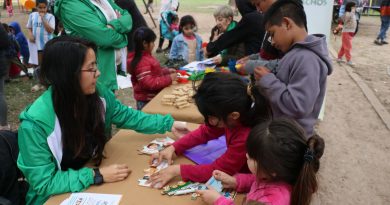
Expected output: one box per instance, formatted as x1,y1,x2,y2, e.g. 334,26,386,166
254,0,333,138
337,2,357,67
197,119,325,205
149,72,271,188
169,15,204,62
127,27,177,110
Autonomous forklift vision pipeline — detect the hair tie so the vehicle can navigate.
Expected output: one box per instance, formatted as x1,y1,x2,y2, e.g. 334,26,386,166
304,149,315,162
247,84,255,102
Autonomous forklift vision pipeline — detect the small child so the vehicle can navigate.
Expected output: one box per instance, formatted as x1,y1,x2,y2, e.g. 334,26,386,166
169,15,203,62
169,15,179,33
197,119,325,205
26,0,55,92
127,27,177,110
157,8,179,53
254,0,333,137
9,22,30,66
337,2,357,67
148,72,271,188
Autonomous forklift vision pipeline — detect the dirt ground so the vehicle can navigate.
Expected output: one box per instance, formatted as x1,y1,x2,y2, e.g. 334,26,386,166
1,4,390,205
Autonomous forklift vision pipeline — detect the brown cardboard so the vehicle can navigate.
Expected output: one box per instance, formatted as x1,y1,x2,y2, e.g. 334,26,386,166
142,83,204,124
45,124,244,204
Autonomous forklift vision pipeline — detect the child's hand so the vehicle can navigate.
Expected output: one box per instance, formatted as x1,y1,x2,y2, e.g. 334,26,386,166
212,54,222,65
29,36,35,43
168,68,176,74
172,121,190,139
170,73,177,81
237,56,249,65
196,185,222,205
213,170,237,189
39,12,45,18
254,66,271,80
148,165,180,189
151,145,176,165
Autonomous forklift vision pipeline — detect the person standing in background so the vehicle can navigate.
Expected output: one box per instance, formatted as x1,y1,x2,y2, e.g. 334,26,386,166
156,0,179,53
0,23,11,130
55,0,132,91
374,0,390,45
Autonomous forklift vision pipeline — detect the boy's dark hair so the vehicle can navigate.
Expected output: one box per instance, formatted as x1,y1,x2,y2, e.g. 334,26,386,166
193,72,271,127
263,0,308,31
246,118,325,205
345,2,356,12
128,27,156,73
40,36,107,166
36,0,48,5
179,15,197,33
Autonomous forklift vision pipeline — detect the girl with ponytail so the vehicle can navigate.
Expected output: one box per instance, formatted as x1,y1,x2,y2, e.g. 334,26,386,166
197,118,324,205
127,27,177,110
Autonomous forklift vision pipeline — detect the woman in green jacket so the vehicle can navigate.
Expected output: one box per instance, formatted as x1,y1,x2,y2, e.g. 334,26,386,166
17,36,184,204
54,0,131,91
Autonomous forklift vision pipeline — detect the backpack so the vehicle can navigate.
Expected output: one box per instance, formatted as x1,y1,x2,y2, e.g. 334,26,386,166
0,130,28,205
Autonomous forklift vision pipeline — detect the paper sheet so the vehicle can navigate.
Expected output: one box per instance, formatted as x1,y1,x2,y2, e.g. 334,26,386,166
60,193,122,205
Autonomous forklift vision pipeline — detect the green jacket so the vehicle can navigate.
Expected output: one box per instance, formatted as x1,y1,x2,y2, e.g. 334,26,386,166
54,0,132,90
17,83,174,204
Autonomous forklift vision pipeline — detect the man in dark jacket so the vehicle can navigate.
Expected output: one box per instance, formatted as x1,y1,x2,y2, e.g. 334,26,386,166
206,0,265,58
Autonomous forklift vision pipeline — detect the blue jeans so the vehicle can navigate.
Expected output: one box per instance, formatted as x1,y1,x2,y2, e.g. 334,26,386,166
378,16,390,41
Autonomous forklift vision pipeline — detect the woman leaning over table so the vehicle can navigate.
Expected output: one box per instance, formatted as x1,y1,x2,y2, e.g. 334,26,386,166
17,36,185,204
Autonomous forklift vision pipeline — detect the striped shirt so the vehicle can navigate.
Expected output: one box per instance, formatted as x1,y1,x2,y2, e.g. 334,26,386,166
26,12,55,50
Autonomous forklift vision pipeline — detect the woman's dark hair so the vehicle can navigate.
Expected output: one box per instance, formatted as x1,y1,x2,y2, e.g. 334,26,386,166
179,15,197,33
193,72,271,127
345,2,356,12
128,27,156,74
40,36,106,166
263,0,308,31
246,118,325,205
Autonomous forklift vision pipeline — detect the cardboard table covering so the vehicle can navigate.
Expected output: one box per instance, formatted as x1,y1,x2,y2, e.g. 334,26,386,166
45,124,244,205
142,83,204,124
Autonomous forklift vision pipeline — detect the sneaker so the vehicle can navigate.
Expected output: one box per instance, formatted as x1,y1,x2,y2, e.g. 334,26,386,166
31,84,45,92
0,124,10,131
374,39,383,45
336,58,343,64
382,40,389,44
347,61,355,68
163,47,171,53
156,48,163,53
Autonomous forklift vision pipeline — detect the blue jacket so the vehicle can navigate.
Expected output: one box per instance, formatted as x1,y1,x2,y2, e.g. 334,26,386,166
169,33,203,62
9,22,29,59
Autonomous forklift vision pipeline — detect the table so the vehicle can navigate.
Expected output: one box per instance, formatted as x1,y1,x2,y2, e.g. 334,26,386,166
46,124,244,204
142,83,205,124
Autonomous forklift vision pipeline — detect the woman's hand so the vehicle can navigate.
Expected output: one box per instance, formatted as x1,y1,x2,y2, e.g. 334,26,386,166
171,121,190,139
213,170,237,189
148,165,180,189
99,164,131,183
196,185,222,205
151,145,176,165
212,54,222,65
